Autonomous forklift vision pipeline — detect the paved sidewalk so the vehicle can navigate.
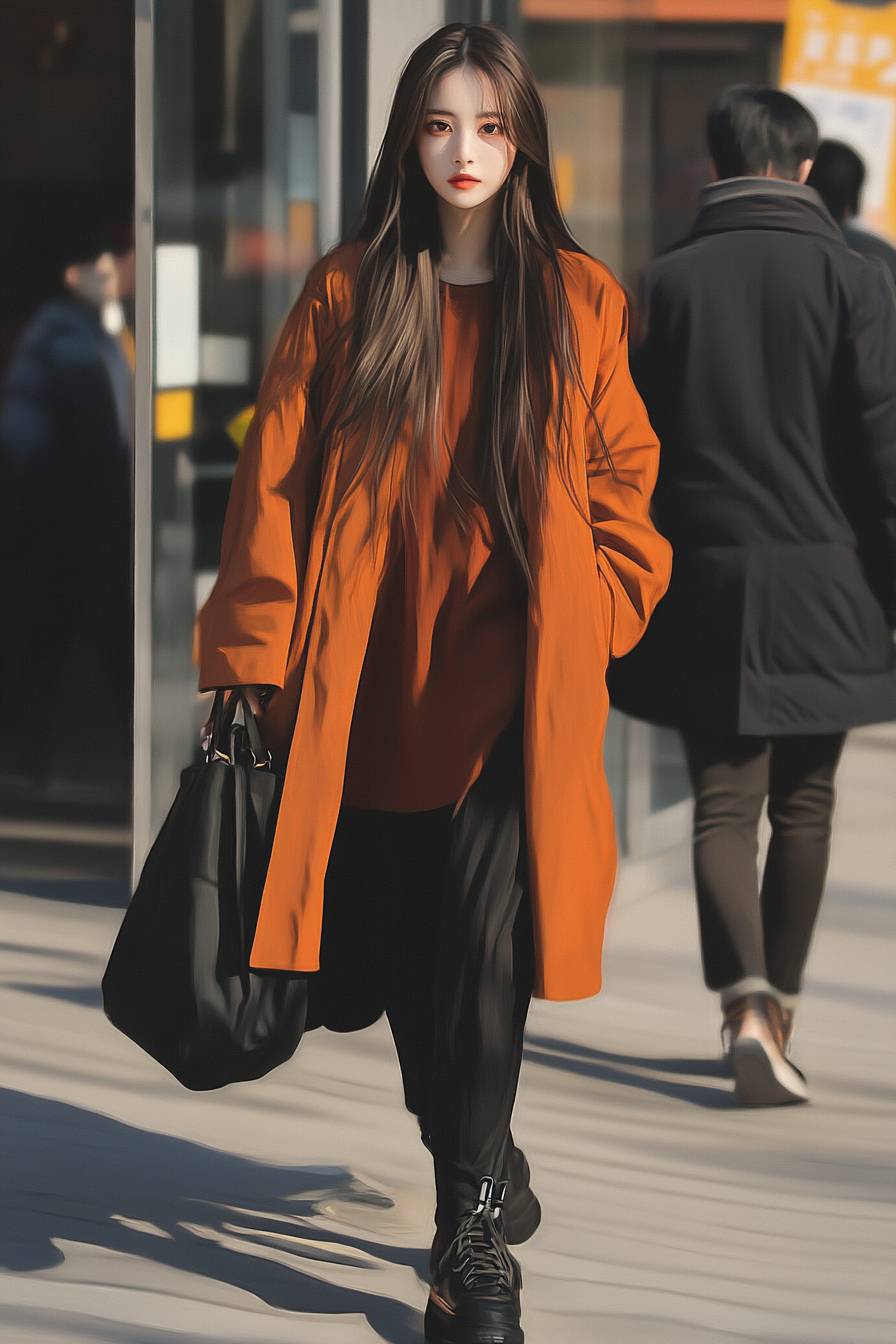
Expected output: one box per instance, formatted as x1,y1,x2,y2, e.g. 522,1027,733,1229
1,730,893,1343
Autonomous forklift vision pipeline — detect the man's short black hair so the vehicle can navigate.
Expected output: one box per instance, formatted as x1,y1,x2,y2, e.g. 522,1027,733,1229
807,140,866,223
707,85,819,181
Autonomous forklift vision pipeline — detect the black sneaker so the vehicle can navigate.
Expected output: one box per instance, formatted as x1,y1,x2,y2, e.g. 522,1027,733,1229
425,1176,523,1344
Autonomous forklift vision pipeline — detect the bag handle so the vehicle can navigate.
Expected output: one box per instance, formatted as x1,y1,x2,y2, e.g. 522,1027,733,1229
205,689,272,769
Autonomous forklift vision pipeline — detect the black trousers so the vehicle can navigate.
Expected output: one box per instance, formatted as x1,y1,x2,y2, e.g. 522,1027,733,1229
682,731,846,999
320,704,534,1230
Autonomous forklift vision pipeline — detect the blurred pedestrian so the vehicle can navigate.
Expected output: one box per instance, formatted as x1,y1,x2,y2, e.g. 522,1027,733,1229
0,222,133,787
809,139,896,288
195,23,670,1340
608,85,896,1107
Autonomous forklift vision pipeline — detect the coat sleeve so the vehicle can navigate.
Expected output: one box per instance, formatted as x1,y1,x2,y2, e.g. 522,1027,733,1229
587,274,673,658
845,259,896,624
195,265,333,692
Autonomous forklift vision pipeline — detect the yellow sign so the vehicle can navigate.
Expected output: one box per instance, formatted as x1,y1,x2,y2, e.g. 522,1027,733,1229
782,0,896,238
154,389,194,442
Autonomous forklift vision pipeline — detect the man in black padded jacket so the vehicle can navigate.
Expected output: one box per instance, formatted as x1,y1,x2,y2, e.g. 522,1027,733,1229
609,85,896,1108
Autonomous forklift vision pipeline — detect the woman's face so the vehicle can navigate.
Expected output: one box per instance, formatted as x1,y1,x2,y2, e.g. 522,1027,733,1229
415,65,516,210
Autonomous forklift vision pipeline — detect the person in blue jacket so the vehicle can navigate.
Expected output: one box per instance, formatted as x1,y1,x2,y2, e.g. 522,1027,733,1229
0,222,133,784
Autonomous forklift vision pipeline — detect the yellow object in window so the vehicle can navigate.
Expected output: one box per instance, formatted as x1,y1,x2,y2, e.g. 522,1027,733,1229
226,404,255,450
154,389,194,441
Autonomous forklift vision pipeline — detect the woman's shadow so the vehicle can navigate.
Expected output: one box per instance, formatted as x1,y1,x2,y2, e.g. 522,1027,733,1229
0,1087,427,1344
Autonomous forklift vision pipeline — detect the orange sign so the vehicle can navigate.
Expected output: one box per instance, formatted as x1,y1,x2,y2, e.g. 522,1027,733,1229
522,2,787,16
782,0,896,238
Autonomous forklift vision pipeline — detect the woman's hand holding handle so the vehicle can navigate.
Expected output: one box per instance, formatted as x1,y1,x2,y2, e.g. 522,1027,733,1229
200,686,265,753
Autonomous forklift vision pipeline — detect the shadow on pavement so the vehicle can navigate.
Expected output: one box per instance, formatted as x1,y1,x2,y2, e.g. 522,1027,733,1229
524,1033,733,1109
1,876,130,908
0,1088,426,1344
9,981,103,1008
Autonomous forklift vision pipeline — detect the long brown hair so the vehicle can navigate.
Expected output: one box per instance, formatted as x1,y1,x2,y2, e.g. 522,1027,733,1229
310,22,610,587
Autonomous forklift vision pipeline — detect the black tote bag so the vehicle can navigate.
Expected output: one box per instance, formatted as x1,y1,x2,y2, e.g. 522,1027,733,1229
102,690,308,1090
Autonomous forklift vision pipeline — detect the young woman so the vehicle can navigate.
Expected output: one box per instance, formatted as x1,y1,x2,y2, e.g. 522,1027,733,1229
197,23,671,1344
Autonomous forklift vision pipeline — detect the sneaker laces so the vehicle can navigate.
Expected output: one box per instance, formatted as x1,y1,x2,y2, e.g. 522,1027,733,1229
445,1177,516,1296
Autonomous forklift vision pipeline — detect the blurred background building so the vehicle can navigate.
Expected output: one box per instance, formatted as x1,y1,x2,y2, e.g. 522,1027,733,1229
1,0,892,895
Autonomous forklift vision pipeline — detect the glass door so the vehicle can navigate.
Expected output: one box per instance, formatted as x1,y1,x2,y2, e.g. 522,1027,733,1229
134,0,342,870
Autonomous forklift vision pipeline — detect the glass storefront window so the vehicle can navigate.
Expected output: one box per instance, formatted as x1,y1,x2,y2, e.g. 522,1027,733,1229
135,0,341,865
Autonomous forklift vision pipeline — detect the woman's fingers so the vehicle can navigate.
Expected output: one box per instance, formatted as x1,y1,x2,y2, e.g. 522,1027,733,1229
243,686,263,717
200,713,214,751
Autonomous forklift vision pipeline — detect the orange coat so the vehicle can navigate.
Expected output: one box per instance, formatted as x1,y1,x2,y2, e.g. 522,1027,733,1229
196,241,672,1000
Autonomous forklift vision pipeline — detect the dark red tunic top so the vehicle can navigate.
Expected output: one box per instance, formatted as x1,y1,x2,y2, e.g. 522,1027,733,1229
342,278,528,811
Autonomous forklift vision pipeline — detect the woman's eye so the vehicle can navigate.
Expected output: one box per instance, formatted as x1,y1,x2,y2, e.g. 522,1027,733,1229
424,120,504,136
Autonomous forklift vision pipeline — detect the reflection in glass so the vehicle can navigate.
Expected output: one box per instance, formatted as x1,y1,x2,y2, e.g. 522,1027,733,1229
143,1,323,850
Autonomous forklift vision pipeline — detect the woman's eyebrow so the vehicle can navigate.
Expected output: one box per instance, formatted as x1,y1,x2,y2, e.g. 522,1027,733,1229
424,107,502,118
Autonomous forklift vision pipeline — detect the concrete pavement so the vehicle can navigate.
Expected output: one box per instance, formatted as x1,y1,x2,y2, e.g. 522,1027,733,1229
1,729,894,1343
